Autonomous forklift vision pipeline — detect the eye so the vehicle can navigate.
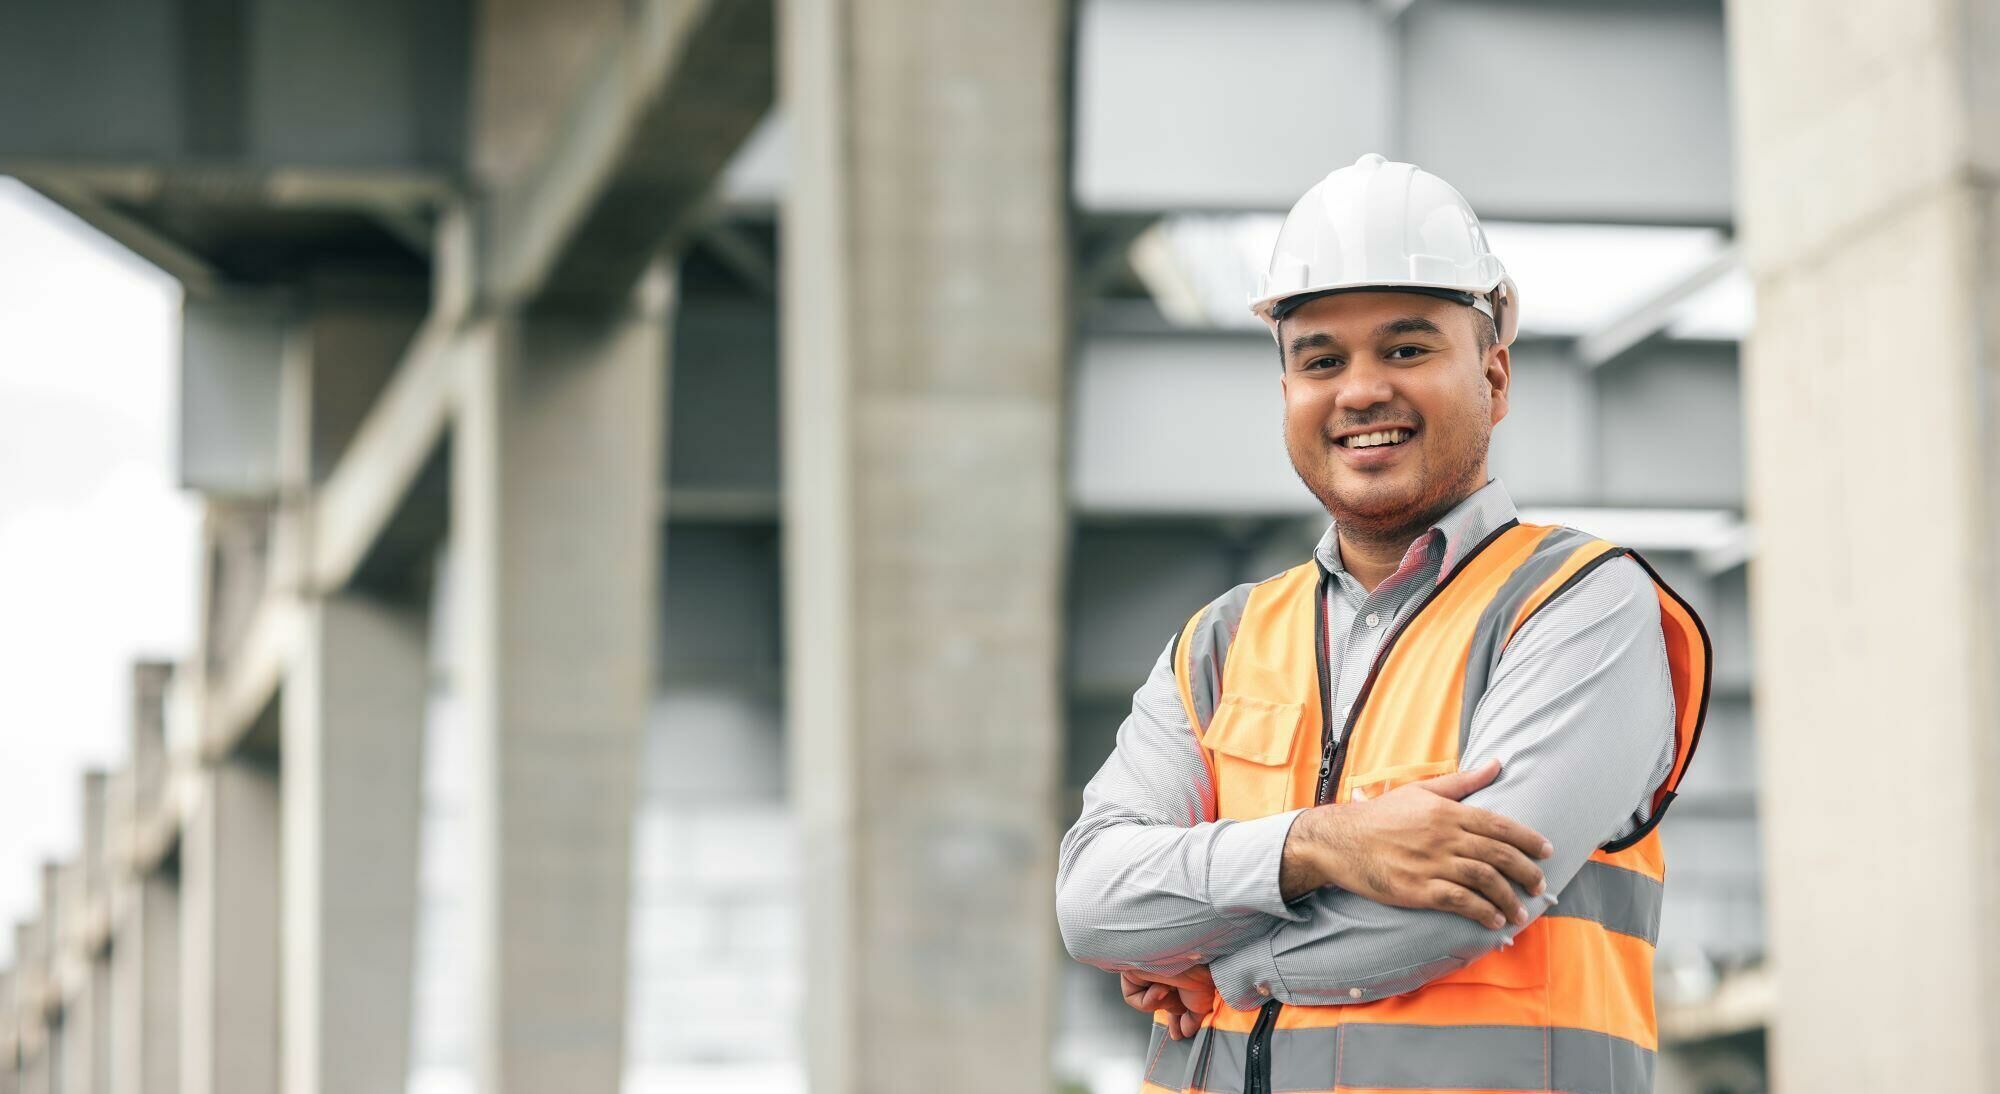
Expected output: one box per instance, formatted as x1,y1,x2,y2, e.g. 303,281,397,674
1301,355,1343,372
1386,344,1429,360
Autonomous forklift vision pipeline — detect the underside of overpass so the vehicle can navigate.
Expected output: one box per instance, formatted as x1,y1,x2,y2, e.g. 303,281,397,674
6,0,1968,1091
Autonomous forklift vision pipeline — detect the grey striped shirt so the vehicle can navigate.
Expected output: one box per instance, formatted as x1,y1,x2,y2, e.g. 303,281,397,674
1054,478,1677,1011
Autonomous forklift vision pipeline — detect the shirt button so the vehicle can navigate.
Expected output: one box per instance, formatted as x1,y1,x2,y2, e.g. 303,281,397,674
1365,612,1380,627
1256,985,1270,997
1349,988,1364,999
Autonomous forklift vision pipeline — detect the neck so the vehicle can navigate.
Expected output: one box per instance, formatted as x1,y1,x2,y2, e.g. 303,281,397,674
1335,525,1424,594
1332,476,1488,593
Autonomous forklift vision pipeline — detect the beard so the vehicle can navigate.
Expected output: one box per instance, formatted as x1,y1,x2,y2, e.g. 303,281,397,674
1287,414,1491,546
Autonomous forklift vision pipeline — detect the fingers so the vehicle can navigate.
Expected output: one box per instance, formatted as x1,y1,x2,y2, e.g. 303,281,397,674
1417,758,1501,801
1454,858,1527,928
1459,803,1554,862
1176,985,1216,1015
1462,833,1546,896
1426,879,1508,930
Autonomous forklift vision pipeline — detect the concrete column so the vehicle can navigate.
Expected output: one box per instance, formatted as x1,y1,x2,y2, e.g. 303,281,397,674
780,1,1070,1091
1729,1,2000,1090
108,873,178,1094
452,291,665,1093
38,863,62,1094
11,923,45,1094
179,760,280,1094
111,664,179,1094
280,593,427,1094
0,968,15,1094
62,774,111,1094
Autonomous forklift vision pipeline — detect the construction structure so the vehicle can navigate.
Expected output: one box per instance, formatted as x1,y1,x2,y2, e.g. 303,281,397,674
4,0,1950,1090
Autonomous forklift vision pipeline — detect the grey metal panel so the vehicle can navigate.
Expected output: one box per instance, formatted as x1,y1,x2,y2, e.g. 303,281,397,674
180,295,289,498
1070,332,1310,515
1067,525,1239,695
0,0,466,170
1403,0,1732,225
246,0,468,169
1598,341,1743,508
1707,565,1753,694
658,524,782,678
1489,343,1595,506
0,0,182,161
1074,0,1730,223
1073,0,1393,212
667,298,780,498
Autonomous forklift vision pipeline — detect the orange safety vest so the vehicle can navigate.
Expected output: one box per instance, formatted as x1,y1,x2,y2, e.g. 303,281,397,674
1140,521,1711,1094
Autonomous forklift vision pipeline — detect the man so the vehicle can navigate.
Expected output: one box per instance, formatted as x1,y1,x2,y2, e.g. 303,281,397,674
1055,153,1710,1094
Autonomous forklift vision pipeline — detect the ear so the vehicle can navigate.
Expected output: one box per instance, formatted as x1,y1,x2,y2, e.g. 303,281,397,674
1485,344,1511,426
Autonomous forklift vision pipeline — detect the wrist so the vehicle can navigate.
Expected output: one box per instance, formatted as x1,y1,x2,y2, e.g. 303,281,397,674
1279,804,1346,899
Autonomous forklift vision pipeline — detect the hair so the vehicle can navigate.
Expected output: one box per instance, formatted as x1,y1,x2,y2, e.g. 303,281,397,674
1472,308,1497,356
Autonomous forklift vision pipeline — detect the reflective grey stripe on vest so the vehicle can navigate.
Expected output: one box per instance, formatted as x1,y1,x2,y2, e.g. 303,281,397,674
1545,859,1664,944
1457,525,1598,755
1180,581,1260,731
1156,1023,1654,1094
1142,1022,1197,1090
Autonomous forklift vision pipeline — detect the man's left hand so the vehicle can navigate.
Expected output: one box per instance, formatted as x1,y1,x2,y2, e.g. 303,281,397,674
1119,966,1216,1040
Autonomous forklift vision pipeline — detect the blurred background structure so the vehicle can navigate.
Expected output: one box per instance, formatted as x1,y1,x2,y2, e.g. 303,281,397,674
0,0,1986,1091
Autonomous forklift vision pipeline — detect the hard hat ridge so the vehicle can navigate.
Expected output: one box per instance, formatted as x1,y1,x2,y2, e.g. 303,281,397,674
1252,152,1518,347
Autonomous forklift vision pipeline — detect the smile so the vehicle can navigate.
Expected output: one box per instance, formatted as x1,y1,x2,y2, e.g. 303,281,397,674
1335,428,1415,449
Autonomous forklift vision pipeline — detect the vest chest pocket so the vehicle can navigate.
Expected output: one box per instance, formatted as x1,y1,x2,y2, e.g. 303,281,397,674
1342,758,1460,803
1202,694,1306,819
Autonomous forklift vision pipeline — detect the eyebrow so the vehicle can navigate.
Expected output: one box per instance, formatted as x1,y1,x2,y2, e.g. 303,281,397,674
1286,315,1446,358
1375,316,1445,339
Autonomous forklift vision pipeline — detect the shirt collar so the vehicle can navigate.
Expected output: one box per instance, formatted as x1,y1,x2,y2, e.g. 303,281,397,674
1312,477,1519,581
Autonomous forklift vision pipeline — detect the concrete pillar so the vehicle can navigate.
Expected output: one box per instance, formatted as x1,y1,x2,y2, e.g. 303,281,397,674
11,923,45,1094
62,775,110,1094
280,593,426,1094
179,760,280,1094
779,2,1070,1091
452,290,665,1093
108,873,178,1094
111,664,179,1094
38,863,62,1094
1729,1,2000,1090
0,968,15,1094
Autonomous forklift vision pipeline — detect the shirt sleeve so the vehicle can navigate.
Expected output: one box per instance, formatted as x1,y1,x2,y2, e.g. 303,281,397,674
1056,635,1309,977
1207,555,1677,1010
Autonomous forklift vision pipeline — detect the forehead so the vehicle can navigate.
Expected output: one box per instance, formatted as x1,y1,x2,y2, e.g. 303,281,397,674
1279,290,1464,345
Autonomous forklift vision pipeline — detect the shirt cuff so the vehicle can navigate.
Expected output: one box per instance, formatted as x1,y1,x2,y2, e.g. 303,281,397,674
1209,935,1284,1010
1207,807,1309,921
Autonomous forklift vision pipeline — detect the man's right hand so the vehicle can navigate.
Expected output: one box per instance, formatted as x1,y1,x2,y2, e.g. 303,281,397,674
1279,758,1554,929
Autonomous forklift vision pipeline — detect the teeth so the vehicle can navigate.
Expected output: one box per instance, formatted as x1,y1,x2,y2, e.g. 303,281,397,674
1344,428,1412,449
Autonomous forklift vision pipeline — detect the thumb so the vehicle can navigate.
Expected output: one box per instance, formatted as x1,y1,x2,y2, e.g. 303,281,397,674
1418,758,1501,801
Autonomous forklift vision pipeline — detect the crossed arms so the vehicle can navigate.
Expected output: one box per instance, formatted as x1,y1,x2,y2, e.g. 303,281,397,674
1054,555,1676,1021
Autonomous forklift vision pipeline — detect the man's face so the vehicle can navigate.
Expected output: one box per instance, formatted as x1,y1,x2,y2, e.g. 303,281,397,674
1278,290,1510,537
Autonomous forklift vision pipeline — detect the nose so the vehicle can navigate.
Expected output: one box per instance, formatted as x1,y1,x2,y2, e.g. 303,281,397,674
1332,358,1395,414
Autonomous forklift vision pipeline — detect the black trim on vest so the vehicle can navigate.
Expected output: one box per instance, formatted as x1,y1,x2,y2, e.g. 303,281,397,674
1312,518,1523,806
1508,546,1715,854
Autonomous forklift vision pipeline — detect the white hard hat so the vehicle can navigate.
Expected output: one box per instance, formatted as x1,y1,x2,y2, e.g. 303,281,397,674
1251,152,1519,347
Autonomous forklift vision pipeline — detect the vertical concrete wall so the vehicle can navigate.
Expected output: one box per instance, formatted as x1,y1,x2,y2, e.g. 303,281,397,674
1729,0,2000,1089
781,1,1070,1091
453,302,665,1094
112,664,179,1094
109,874,178,1094
179,761,280,1094
281,594,427,1094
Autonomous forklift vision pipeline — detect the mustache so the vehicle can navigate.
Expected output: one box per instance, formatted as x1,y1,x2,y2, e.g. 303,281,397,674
1324,413,1422,438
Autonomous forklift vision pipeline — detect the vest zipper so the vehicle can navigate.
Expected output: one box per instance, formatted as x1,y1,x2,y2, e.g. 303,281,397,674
1244,998,1281,1094
1313,518,1522,808
1286,520,1520,1091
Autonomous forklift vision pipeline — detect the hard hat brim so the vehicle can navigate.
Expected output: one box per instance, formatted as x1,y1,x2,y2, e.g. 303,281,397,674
1254,276,1518,349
